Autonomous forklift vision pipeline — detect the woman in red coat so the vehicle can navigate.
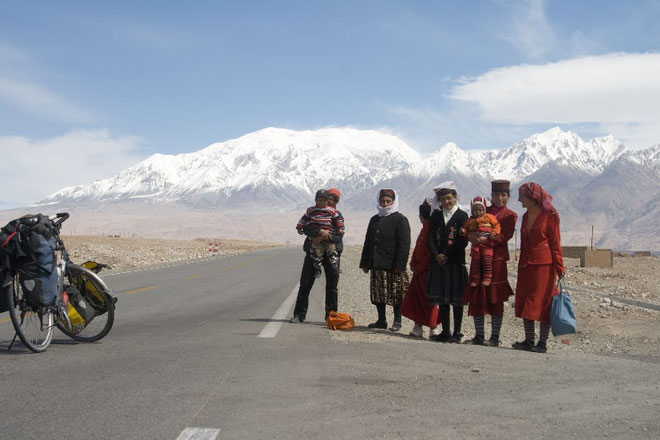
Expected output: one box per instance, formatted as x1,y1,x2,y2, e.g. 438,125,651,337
462,180,517,346
401,199,440,338
513,182,565,353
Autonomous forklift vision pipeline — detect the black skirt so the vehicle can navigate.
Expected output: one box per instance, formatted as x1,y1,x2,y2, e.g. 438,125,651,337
427,262,468,306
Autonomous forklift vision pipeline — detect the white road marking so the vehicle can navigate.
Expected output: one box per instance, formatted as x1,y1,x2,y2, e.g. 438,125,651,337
176,427,220,440
258,282,299,338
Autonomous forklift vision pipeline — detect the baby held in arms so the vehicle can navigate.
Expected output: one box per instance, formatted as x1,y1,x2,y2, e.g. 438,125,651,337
460,196,501,287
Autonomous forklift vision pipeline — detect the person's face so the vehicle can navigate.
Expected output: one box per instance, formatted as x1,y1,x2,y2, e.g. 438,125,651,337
491,191,509,208
518,192,537,209
438,192,456,210
471,204,485,217
316,197,329,208
329,195,339,206
379,196,394,208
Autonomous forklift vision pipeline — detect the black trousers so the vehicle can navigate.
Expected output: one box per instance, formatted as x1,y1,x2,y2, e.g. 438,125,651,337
293,253,339,321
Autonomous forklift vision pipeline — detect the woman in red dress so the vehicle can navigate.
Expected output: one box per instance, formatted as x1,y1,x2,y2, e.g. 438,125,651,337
462,180,517,346
513,182,565,353
401,199,440,338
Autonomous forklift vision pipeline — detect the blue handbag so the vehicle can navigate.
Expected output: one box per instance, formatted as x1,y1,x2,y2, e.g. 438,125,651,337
551,278,577,336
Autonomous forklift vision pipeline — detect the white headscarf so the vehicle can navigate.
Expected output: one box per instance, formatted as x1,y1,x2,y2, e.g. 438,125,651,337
377,188,399,217
430,180,457,212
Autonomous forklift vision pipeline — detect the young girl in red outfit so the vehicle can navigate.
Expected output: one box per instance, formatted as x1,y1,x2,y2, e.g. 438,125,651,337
462,180,517,346
513,182,565,353
400,199,440,338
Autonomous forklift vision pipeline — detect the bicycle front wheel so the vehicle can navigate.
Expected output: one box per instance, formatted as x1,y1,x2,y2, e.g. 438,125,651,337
57,264,115,342
7,276,54,353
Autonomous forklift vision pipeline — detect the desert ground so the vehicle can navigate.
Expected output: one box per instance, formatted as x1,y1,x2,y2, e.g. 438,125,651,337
62,235,660,360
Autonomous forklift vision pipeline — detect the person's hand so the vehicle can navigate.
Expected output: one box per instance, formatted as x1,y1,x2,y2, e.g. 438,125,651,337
318,229,331,241
467,231,480,245
336,229,345,236
479,236,488,243
435,254,447,265
311,235,324,245
297,230,304,235
558,272,565,279
362,268,369,274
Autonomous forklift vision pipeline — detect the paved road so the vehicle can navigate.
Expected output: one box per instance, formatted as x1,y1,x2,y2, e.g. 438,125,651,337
1,247,659,440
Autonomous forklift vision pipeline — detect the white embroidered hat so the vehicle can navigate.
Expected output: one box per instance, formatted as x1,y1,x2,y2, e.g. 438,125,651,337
433,181,456,192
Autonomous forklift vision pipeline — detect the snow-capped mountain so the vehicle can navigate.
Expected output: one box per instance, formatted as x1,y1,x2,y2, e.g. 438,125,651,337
37,126,660,250
42,127,420,207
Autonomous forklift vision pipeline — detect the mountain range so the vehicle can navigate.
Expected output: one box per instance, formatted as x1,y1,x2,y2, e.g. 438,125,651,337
36,127,660,251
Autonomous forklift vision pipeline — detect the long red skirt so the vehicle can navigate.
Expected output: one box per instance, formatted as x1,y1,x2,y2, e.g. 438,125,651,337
515,264,558,323
401,270,439,327
461,260,513,317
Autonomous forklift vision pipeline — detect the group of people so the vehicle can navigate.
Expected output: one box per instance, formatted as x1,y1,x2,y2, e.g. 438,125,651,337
291,179,564,353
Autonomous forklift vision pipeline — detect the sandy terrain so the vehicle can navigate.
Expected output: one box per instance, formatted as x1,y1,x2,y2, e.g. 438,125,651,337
61,235,659,360
61,235,279,270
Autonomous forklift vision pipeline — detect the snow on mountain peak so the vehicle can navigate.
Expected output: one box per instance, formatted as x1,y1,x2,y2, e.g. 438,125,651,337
40,126,643,207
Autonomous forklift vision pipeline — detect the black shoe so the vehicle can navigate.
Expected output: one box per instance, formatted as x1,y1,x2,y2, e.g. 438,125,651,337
389,322,402,332
464,335,485,345
488,336,500,347
289,314,303,323
532,341,547,353
449,332,463,343
367,320,387,329
431,332,451,342
512,340,534,351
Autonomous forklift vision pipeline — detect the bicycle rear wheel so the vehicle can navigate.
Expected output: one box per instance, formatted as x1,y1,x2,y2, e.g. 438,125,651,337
57,264,115,342
7,276,54,353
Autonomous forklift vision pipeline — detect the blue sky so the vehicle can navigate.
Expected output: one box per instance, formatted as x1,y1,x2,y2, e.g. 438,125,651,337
1,0,660,208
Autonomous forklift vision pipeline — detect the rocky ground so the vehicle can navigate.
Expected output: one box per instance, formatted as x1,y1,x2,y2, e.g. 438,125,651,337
61,236,659,361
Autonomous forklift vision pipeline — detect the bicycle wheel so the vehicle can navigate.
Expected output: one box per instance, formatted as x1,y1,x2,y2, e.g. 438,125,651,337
7,276,54,353
57,264,115,342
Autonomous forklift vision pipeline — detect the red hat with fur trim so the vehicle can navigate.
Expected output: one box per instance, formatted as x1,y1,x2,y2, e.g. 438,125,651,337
471,196,487,210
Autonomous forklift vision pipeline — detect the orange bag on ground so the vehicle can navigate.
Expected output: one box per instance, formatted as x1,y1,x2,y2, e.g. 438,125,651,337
326,311,355,330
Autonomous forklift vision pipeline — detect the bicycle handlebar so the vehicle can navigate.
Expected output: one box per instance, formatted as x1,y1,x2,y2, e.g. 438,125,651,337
51,212,69,227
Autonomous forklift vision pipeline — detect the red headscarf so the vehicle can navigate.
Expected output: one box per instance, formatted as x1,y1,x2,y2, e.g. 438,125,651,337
518,182,558,217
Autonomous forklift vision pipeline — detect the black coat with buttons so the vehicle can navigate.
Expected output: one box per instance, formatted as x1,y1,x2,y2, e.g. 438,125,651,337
359,212,411,271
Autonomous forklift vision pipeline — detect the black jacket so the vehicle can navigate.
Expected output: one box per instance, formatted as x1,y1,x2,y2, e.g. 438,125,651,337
428,208,468,265
360,212,411,271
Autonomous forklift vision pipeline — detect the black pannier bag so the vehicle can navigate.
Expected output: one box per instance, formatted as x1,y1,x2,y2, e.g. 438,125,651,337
18,232,59,308
0,214,60,308
0,276,9,313
65,284,96,325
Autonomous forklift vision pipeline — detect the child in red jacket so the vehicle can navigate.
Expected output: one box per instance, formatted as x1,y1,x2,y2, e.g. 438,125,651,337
460,196,501,287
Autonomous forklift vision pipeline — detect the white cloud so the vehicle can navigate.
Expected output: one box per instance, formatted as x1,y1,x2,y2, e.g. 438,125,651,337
0,76,96,123
450,52,660,148
0,130,146,208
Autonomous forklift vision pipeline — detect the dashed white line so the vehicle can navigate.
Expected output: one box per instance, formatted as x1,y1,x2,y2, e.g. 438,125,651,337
176,428,220,440
258,282,299,338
